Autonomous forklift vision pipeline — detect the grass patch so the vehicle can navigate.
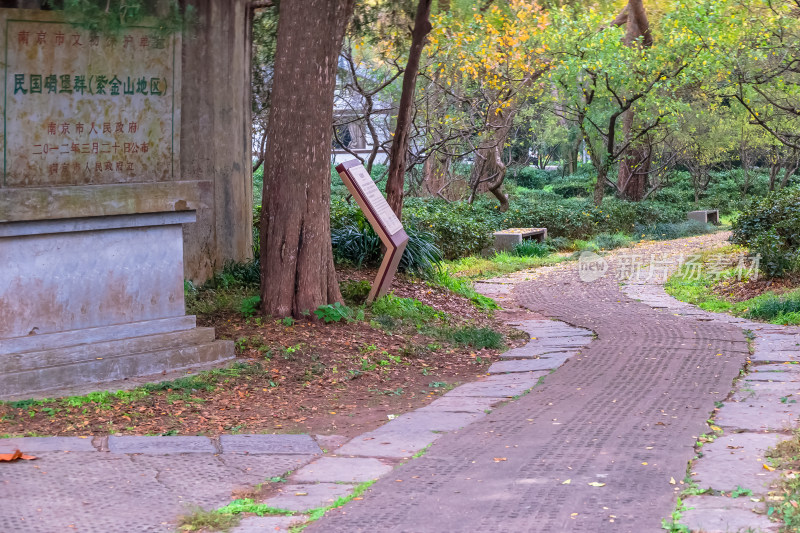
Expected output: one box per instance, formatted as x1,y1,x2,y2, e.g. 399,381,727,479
427,270,499,310
429,325,504,350
371,294,445,324
664,245,800,325
443,252,567,279
766,430,800,531
178,506,241,532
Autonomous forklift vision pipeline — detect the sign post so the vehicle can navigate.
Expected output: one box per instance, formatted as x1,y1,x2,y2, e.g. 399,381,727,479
335,159,409,303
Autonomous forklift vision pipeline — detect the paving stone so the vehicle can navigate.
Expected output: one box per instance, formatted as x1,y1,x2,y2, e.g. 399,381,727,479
389,411,485,432
488,356,567,373
745,363,800,382
108,435,215,454
679,495,778,533
755,335,800,353
444,372,548,398
292,457,392,483
220,434,321,455
314,434,349,452
232,515,307,533
715,400,800,432
498,346,576,359
0,436,96,453
336,427,441,458
751,351,800,363
262,483,354,512
415,396,504,413
732,381,800,402
530,337,590,347
690,433,788,493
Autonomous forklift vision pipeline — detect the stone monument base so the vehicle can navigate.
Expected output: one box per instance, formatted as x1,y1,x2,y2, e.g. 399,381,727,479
0,189,235,400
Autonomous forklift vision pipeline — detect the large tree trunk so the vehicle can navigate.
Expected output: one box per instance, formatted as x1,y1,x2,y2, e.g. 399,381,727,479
385,0,433,218
259,0,355,318
616,0,652,201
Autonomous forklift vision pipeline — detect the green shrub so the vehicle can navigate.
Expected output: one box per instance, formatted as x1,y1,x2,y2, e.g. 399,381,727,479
546,236,572,251
512,240,551,257
208,260,261,290
340,280,372,306
593,232,632,250
314,302,364,323
371,294,443,324
746,293,800,321
437,326,504,349
331,222,443,276
634,220,716,241
240,295,261,318
428,270,500,310
732,189,800,277
506,167,557,189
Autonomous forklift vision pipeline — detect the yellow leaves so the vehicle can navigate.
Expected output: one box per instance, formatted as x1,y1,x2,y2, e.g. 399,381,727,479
587,482,606,487
763,463,776,472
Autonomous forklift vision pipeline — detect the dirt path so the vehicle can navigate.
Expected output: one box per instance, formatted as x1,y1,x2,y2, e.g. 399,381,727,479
308,232,752,532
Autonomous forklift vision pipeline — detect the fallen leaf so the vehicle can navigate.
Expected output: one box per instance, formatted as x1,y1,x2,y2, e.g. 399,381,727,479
562,479,571,485
0,450,37,462
588,482,606,487
493,457,507,462
763,464,776,471
669,477,676,485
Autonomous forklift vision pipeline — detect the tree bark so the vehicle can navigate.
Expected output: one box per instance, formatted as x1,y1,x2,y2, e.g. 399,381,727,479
385,0,433,218
616,0,652,201
259,0,355,318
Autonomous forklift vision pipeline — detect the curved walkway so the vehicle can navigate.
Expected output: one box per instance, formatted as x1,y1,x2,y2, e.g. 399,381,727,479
309,235,752,533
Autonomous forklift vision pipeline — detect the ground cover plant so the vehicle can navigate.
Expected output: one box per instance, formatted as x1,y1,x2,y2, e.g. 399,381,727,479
664,246,800,325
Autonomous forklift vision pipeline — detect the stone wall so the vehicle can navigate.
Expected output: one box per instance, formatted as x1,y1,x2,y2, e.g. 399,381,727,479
181,0,254,281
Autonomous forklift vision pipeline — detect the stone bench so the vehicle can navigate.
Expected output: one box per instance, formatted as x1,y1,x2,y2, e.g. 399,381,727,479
687,210,720,225
493,227,548,252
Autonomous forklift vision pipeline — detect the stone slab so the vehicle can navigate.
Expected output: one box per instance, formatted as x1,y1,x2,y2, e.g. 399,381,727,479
499,349,577,360
389,411,485,432
108,436,215,454
691,433,788,492
263,483,354,512
220,434,321,455
715,400,800,432
336,428,440,458
489,356,568,374
232,515,307,533
415,396,504,413
444,372,548,398
529,337,591,347
732,381,800,402
744,363,800,383
0,436,96,453
292,457,393,483
679,495,777,533
751,351,800,363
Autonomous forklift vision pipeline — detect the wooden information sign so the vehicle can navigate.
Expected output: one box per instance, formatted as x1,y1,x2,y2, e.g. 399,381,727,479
336,159,409,303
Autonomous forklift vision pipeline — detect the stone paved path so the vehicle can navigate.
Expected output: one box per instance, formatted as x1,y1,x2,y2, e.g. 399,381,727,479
4,232,796,532
309,234,762,533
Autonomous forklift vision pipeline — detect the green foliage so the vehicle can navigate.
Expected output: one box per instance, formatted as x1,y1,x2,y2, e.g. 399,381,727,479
239,296,261,318
428,270,500,310
546,236,572,251
746,294,800,323
53,0,195,36
512,241,551,257
340,280,372,306
331,221,443,276
177,506,240,532
634,221,717,241
732,189,800,277
314,302,364,323
593,233,632,250
371,294,443,325
207,260,261,290
434,326,504,350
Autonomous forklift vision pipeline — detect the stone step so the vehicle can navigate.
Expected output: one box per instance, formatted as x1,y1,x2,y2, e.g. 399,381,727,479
1,327,217,373
0,336,234,399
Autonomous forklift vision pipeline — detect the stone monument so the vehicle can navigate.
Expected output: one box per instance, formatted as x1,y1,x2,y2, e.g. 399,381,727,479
0,9,234,399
